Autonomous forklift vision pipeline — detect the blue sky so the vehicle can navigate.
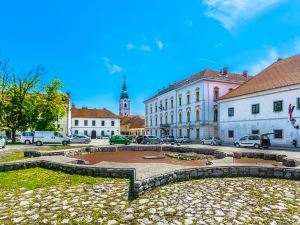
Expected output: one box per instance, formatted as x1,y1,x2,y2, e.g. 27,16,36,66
1,0,300,115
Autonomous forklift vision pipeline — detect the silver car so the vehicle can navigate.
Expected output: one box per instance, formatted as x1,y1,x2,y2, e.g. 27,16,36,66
175,136,191,143
201,137,222,145
69,134,91,144
142,136,162,144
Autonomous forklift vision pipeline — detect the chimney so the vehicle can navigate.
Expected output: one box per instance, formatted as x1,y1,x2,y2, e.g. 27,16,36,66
222,67,228,76
277,57,282,61
219,68,223,74
242,70,248,77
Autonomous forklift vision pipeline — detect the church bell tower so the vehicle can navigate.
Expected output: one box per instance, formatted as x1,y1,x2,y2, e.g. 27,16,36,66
119,75,130,116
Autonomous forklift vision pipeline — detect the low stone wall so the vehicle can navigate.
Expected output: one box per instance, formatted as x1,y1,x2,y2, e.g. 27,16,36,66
132,166,300,198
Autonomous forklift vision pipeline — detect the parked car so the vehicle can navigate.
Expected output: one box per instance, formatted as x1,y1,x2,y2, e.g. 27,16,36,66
201,137,222,146
175,136,191,143
234,134,271,149
34,131,70,146
20,131,34,144
109,135,131,145
0,136,6,149
136,135,144,144
141,136,162,144
0,135,8,144
69,134,91,144
161,135,175,143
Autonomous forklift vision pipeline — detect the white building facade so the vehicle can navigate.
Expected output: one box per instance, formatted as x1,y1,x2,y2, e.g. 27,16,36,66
71,106,120,138
144,69,249,140
218,55,300,147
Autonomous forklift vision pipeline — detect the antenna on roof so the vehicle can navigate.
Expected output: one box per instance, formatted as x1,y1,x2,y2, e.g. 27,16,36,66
242,70,248,77
277,57,283,61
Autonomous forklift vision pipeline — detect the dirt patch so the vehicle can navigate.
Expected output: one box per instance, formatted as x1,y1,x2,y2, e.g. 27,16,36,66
72,151,210,166
234,158,284,167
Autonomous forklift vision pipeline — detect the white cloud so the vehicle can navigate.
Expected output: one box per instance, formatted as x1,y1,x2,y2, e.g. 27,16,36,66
140,44,152,51
248,47,279,75
126,43,136,50
156,40,164,50
102,57,123,74
202,0,285,31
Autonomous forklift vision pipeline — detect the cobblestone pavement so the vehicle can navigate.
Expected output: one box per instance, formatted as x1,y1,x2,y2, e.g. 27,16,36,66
0,178,299,225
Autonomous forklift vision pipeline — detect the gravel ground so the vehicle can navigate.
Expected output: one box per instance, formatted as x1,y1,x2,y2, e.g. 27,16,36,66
0,178,299,225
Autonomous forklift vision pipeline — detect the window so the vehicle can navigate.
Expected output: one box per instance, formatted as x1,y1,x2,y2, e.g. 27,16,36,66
179,111,182,123
75,120,79,126
111,121,115,126
165,113,168,124
214,109,218,122
297,98,300,109
171,129,173,136
160,114,162,124
165,99,168,110
155,117,157,126
252,104,260,114
84,130,88,136
155,103,157,112
274,100,283,112
101,121,105,126
150,117,153,126
84,120,88,126
179,95,182,106
160,101,163,111
74,130,78,134
171,99,174,108
252,130,259,135
155,130,157,136
145,106,148,115
196,90,200,102
214,87,219,101
196,109,200,121
228,130,234,138
111,131,115,136
187,94,190,105
101,130,105,136
171,113,174,124
92,120,96,126
187,110,190,122
249,135,260,140
196,128,200,139
228,107,234,117
187,129,190,138
274,129,283,139
150,105,153,113
124,103,127,108
179,129,182,137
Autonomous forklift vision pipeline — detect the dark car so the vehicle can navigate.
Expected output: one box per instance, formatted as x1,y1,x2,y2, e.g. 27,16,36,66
161,135,175,143
136,135,144,144
141,136,162,144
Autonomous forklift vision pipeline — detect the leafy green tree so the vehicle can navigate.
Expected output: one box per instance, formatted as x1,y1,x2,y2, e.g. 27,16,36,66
0,60,68,142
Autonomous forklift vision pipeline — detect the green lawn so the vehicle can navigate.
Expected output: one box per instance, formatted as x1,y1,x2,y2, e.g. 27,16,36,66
0,168,115,190
0,152,27,162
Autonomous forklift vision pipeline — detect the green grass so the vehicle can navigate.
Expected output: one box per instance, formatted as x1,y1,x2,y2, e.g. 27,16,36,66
0,152,27,162
0,168,116,190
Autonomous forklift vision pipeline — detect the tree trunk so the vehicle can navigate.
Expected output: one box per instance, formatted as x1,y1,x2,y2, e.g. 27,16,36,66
11,129,16,143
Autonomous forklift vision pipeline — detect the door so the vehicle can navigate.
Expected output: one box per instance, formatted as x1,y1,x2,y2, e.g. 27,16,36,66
91,130,96,139
240,136,248,146
54,132,63,143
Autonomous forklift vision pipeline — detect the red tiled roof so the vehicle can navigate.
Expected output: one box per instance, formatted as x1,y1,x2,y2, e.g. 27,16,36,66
120,115,145,129
219,54,300,100
71,107,119,118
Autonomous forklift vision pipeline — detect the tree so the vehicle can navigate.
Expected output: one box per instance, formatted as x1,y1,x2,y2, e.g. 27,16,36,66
0,60,68,142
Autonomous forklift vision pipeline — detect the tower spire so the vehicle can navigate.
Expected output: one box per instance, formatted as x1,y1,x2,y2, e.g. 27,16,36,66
119,74,130,116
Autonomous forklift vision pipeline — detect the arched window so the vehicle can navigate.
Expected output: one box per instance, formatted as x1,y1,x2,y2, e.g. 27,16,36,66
214,87,219,101
196,108,200,121
178,94,182,106
186,91,190,105
171,112,174,124
165,112,168,124
160,114,162,125
178,111,182,123
186,109,191,122
124,103,127,108
165,99,168,110
214,109,218,122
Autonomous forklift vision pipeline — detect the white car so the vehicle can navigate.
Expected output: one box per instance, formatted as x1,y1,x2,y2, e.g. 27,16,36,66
20,131,34,144
34,131,70,146
0,136,6,149
175,136,191,143
234,135,261,149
